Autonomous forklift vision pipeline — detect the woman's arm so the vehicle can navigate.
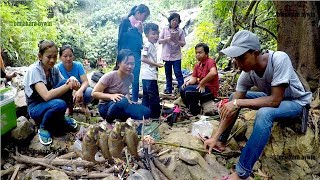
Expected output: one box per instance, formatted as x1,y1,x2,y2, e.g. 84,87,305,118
92,81,124,102
34,81,72,101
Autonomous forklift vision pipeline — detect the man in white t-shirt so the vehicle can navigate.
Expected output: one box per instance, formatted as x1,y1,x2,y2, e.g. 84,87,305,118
141,23,163,118
204,30,312,180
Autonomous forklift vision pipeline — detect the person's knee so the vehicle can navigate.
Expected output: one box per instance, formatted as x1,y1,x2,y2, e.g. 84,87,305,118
50,99,67,112
83,87,93,104
255,107,274,128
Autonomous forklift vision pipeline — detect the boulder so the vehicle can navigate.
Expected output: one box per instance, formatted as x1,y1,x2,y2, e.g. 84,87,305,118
11,116,34,140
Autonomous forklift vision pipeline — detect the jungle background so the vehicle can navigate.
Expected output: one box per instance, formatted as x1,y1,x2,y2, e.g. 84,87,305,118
1,0,320,179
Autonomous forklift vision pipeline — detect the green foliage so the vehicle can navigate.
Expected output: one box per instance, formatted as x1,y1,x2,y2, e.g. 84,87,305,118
0,0,57,66
182,22,220,69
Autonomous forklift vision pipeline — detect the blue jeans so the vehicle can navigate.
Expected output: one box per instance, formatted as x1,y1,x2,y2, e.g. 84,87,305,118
28,79,73,130
82,86,93,105
219,91,303,179
132,51,141,102
142,80,160,118
164,60,184,93
98,97,151,123
180,84,213,115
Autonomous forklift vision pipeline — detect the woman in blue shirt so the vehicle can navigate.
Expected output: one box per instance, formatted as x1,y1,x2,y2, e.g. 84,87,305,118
56,45,93,115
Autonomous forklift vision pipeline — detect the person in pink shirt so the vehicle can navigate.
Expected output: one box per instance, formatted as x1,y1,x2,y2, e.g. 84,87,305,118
159,13,186,95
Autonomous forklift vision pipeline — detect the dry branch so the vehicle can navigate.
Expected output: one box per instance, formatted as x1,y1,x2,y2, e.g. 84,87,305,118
0,164,27,177
13,154,94,167
153,158,177,180
13,155,84,177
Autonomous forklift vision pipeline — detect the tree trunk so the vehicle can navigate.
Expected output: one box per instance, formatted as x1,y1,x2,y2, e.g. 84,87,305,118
274,1,320,91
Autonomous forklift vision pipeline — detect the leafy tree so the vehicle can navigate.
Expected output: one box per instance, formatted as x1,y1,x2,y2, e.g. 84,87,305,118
0,0,58,66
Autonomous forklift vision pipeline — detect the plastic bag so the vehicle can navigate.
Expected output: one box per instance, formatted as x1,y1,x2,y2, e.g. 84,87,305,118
191,116,213,138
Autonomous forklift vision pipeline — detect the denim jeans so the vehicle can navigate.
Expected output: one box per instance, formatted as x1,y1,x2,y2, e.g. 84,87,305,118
219,91,303,179
142,80,160,118
28,79,73,130
82,86,93,105
132,51,141,102
164,60,184,93
180,84,214,115
98,97,151,123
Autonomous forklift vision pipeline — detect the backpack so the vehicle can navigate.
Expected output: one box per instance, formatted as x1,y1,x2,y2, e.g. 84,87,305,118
270,51,310,134
91,71,104,83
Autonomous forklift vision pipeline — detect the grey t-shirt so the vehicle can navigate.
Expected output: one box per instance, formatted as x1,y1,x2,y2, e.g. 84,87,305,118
24,61,64,105
236,50,312,106
98,71,133,104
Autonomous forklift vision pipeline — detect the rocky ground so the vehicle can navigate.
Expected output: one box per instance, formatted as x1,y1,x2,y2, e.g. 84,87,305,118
1,67,319,180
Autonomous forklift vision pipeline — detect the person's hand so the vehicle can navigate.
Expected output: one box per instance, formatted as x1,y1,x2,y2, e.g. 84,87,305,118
110,93,124,102
74,90,84,104
220,101,238,121
181,81,190,89
66,76,80,90
203,137,218,154
196,84,205,93
156,63,164,68
135,21,143,33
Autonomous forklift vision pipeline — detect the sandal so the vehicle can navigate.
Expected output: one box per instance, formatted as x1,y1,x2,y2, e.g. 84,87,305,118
64,116,78,130
38,129,53,145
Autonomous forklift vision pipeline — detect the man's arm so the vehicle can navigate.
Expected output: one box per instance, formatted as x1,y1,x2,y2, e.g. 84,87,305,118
198,67,217,87
236,85,286,109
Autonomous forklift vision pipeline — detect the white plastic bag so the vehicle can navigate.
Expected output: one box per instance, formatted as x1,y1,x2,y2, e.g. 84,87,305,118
191,116,213,138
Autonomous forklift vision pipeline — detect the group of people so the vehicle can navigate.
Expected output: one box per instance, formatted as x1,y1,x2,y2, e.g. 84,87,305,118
21,3,312,180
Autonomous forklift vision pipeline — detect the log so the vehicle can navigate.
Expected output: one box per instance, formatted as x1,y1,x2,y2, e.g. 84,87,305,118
153,158,177,180
57,152,78,159
0,164,27,177
149,159,161,180
13,155,85,177
10,164,20,180
13,154,94,167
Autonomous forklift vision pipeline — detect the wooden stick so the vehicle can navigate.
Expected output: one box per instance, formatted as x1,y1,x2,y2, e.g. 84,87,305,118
155,141,225,156
13,156,84,177
57,152,78,159
153,158,177,180
0,164,26,177
10,164,20,180
149,159,161,180
13,154,94,167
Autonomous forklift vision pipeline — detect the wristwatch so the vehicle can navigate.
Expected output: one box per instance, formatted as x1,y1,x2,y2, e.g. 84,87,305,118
233,99,240,109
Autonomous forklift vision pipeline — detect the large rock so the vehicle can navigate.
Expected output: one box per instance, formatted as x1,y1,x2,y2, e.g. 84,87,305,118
127,169,154,180
179,148,199,165
11,116,34,140
26,170,69,180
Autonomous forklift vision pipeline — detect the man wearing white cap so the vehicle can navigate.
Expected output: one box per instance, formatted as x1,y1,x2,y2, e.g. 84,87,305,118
204,30,312,179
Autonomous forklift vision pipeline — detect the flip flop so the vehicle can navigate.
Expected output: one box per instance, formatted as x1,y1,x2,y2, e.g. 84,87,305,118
64,116,78,129
38,129,52,145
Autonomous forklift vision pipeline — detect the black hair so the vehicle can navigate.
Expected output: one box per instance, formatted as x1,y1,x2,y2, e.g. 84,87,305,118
113,49,135,70
195,43,210,55
168,13,181,28
38,40,57,55
143,23,159,35
59,44,74,56
128,4,150,18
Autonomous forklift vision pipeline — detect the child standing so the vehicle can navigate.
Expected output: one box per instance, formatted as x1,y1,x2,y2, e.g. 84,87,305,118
141,23,163,119
159,13,186,95
117,4,150,102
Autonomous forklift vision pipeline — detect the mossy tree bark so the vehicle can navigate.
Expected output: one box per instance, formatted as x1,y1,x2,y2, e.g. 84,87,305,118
274,1,320,90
